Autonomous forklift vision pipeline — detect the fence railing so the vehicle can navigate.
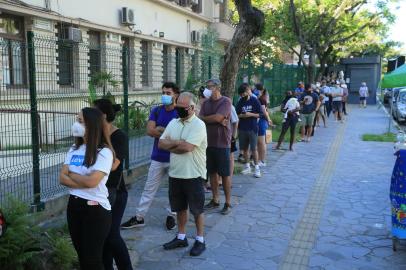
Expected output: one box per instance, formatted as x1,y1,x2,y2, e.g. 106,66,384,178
0,32,305,209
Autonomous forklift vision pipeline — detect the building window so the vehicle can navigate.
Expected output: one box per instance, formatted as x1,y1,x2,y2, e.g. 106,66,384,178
88,31,101,79
57,24,75,86
163,45,169,82
141,41,150,87
0,14,26,87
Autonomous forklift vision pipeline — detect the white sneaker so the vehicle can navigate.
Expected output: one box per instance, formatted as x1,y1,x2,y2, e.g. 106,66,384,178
258,161,266,167
242,164,252,175
254,166,261,178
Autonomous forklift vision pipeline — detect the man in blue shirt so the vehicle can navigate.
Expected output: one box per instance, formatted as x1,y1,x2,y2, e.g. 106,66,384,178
294,82,305,97
121,82,180,230
236,83,263,178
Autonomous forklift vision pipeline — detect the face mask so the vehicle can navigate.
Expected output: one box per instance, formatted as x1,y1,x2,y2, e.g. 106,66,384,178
203,88,212,98
161,94,173,105
72,122,85,137
176,106,190,119
243,95,249,101
316,82,321,87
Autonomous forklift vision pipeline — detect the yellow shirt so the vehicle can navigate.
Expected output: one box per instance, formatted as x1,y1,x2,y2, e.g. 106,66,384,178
161,114,207,179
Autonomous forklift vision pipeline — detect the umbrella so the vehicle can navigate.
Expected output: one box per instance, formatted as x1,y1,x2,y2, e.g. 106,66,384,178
381,64,406,88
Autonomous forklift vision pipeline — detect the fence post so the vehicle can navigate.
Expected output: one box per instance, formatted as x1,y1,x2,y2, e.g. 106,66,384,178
122,45,130,170
27,31,44,211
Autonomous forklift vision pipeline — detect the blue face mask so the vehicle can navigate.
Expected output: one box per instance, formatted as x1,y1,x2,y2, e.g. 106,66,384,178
161,95,173,105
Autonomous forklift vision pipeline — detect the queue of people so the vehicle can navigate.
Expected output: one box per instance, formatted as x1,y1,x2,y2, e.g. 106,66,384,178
59,78,367,268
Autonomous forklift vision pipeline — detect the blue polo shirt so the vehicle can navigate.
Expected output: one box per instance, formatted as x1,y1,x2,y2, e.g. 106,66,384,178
149,106,178,163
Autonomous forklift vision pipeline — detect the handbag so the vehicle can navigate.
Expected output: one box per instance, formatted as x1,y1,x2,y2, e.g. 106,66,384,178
265,129,272,144
108,172,124,206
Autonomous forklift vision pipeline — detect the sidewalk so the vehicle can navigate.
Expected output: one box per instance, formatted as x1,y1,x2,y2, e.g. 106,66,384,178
122,105,406,270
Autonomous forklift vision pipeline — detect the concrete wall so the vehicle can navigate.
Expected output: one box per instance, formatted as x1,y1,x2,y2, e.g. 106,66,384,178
340,56,382,105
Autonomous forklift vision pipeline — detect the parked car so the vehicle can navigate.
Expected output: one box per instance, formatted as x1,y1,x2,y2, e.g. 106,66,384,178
392,89,406,123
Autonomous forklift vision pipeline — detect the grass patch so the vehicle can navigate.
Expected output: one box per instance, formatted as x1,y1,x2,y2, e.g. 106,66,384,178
362,133,396,142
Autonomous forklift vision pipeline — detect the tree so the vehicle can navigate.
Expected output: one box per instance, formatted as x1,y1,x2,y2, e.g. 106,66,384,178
220,0,265,97
265,0,398,83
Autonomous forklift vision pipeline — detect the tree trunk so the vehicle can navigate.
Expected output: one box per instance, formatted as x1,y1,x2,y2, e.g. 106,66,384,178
305,49,316,84
220,0,265,98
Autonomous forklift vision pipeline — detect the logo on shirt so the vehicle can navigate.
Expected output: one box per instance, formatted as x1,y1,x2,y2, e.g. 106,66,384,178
70,155,84,166
303,95,314,105
242,105,253,113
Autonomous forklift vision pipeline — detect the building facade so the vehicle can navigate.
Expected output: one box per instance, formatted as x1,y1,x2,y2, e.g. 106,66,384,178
0,0,234,148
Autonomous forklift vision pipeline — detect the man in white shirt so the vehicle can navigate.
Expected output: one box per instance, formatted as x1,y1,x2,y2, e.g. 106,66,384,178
330,81,344,122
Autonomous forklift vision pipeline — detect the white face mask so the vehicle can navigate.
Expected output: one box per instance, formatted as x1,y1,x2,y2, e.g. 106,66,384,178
316,82,321,87
203,88,212,98
72,122,85,137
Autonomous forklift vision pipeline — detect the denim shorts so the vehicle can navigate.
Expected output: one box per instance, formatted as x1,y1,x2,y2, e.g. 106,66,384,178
258,118,269,136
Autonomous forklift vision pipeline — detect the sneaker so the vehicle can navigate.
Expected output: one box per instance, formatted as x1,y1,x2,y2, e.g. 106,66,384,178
163,236,188,250
221,203,232,215
190,240,206,256
237,154,245,163
204,199,220,210
254,166,261,178
121,216,145,229
258,161,266,167
241,165,252,175
166,215,176,230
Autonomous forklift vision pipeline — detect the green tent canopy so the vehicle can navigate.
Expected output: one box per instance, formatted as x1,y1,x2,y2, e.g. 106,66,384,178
381,64,406,88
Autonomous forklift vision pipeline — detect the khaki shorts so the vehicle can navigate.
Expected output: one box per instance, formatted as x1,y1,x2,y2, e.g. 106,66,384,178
300,112,315,127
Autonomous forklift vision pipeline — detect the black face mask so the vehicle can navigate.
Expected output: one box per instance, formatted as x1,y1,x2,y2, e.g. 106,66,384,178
243,96,249,101
176,106,189,118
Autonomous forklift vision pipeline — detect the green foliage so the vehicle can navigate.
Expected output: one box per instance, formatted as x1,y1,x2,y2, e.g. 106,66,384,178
200,27,224,82
362,132,396,142
115,101,155,136
0,197,78,270
0,197,40,270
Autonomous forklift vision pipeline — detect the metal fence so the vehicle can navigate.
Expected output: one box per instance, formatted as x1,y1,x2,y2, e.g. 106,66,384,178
0,32,305,209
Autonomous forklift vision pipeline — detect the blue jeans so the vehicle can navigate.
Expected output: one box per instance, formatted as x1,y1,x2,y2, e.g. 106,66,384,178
103,189,133,270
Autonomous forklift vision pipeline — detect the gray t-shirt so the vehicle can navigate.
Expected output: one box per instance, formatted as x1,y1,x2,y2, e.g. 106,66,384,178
331,86,343,101
199,96,232,148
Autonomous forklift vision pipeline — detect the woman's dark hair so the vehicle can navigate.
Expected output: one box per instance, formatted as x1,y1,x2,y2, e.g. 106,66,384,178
305,84,312,91
93,99,121,123
74,107,113,167
255,83,264,91
238,83,250,95
198,86,205,98
162,82,180,95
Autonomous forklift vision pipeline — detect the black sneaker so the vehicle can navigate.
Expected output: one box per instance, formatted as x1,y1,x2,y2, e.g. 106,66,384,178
121,216,145,229
220,203,232,215
166,215,176,230
204,199,220,210
190,240,206,256
163,237,188,250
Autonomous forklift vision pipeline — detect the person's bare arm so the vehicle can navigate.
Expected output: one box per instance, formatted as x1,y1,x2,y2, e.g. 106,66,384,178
147,120,165,139
59,165,86,189
200,114,226,124
68,171,107,188
158,138,179,151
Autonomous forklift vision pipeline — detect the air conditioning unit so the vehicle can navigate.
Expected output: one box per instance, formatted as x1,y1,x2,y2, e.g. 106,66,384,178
191,0,199,5
186,48,195,55
191,30,200,43
153,42,163,50
214,0,224,4
121,7,135,25
62,27,82,43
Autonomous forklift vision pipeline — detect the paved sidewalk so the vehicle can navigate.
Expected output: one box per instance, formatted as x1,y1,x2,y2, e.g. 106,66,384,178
122,105,405,270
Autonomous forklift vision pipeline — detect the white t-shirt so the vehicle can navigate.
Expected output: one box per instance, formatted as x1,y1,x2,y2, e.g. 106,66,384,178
331,86,343,101
320,86,330,102
230,105,239,124
64,144,113,210
359,86,369,97
284,97,300,119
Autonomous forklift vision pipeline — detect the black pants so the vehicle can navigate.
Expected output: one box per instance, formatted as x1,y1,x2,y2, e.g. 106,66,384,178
67,195,111,270
326,100,332,117
342,101,347,115
103,189,133,270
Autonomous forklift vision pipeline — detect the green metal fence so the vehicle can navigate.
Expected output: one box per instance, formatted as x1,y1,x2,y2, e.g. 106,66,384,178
0,33,304,209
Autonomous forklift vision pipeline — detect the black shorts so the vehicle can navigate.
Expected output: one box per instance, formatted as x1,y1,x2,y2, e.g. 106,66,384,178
207,147,231,177
231,138,238,153
169,177,205,216
332,101,342,112
360,97,366,101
